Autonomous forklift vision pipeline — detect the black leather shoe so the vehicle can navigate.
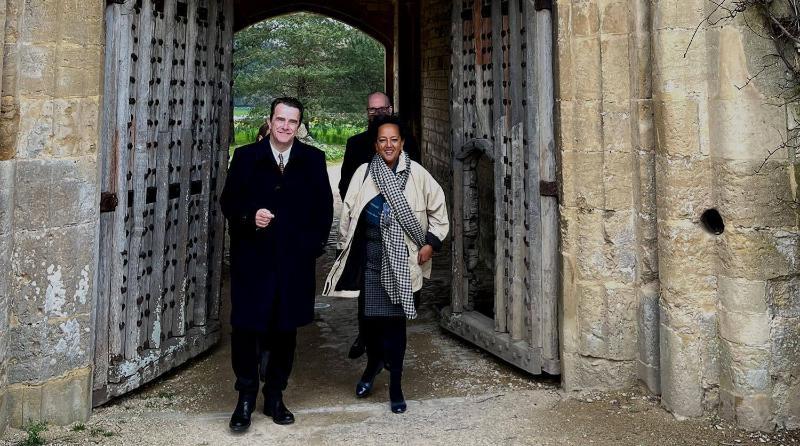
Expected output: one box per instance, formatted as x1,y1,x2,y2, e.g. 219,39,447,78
264,398,295,425
229,396,256,432
348,336,366,359
355,361,384,398
391,399,407,414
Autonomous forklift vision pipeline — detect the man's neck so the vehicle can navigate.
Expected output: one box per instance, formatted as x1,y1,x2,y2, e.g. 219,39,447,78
269,135,293,152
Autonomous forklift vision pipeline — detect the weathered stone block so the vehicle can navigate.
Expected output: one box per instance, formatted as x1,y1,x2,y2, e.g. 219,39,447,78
602,151,634,210
654,154,711,221
56,44,102,98
603,209,636,282
0,161,13,235
570,0,600,37
600,111,632,152
659,318,705,418
8,315,92,383
600,35,631,108
49,159,97,226
656,219,717,297
573,37,603,101
0,95,20,160
767,276,800,318
13,159,49,230
599,0,629,35
59,1,104,46
16,98,55,158
714,159,795,229
18,43,56,97
561,352,637,391
652,28,707,99
7,366,91,427
19,1,59,44
718,276,767,314
719,310,769,348
561,151,605,209
718,226,797,281
651,0,704,31
654,99,701,157
770,316,800,380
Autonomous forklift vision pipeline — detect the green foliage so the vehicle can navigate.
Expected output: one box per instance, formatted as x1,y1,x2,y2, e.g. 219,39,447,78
233,12,384,118
70,423,86,432
308,113,364,145
18,420,47,446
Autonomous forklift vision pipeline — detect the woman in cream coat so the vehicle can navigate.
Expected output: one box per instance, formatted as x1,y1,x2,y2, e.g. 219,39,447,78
324,114,449,414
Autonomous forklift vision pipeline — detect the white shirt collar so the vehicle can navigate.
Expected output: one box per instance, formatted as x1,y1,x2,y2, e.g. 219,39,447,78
270,141,292,166
396,151,408,172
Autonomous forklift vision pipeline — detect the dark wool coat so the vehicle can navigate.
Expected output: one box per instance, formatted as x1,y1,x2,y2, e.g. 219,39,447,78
220,139,333,332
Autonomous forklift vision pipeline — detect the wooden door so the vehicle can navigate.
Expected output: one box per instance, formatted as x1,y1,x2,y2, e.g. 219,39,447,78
93,0,233,404
441,0,560,375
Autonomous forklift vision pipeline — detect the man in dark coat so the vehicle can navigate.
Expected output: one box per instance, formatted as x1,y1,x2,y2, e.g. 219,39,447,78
221,97,333,431
337,91,420,199
337,91,421,361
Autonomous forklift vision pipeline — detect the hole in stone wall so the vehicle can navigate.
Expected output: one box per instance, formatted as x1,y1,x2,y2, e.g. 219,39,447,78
700,209,725,235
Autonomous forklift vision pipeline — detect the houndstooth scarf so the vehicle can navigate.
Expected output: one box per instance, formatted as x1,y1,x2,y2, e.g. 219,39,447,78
370,153,426,319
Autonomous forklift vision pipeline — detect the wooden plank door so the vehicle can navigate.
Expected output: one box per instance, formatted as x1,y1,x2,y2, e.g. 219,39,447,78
93,0,233,405
442,0,559,375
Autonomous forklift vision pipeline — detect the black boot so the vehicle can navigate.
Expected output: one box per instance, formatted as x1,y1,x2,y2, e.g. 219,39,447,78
264,394,295,425
348,335,366,359
355,359,384,398
229,394,256,432
389,371,406,414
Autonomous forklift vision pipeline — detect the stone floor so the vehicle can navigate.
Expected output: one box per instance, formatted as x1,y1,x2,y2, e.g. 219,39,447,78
2,163,800,445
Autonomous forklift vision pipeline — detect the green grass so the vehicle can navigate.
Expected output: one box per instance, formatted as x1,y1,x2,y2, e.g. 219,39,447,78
233,106,253,119
18,420,47,446
70,423,86,432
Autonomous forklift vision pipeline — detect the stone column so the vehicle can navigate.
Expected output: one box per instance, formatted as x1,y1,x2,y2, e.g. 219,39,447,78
707,15,794,431
0,0,104,427
0,0,9,435
651,0,720,419
556,0,645,390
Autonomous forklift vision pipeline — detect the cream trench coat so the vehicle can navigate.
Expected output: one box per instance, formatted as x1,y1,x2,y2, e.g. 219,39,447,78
323,152,449,297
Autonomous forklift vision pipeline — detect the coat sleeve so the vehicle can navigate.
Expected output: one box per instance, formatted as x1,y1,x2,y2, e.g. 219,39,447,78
338,164,366,250
338,136,359,200
423,169,449,246
220,147,257,235
312,150,334,258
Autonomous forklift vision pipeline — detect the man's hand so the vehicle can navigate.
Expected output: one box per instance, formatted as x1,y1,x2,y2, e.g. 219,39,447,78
255,209,275,228
417,245,433,265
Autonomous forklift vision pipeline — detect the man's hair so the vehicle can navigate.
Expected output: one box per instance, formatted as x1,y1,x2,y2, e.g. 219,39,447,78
367,91,392,107
270,97,304,123
368,114,408,144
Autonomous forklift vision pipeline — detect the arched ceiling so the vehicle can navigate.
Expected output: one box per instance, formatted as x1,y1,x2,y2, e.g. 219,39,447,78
232,0,396,48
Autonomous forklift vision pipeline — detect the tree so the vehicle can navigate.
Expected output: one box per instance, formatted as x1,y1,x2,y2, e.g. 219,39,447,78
233,13,385,119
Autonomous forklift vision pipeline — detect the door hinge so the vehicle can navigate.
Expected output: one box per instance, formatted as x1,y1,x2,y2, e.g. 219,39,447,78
540,180,558,198
100,192,119,213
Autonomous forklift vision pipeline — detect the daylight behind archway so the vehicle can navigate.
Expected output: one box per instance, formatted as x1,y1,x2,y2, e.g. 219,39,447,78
231,12,386,159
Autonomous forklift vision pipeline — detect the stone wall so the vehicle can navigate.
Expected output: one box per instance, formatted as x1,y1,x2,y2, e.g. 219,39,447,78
419,0,452,191
556,0,799,430
0,0,104,429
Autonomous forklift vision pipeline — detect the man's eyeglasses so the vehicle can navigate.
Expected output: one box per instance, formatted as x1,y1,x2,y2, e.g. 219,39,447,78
367,106,392,115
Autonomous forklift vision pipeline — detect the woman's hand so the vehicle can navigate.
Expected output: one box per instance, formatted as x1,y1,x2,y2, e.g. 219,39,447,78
417,244,433,265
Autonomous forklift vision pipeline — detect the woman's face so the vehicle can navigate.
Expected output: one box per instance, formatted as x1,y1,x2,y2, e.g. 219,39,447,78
375,123,404,168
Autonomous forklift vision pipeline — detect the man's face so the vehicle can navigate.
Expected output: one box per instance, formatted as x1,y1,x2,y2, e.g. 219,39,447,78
269,103,301,145
367,94,392,122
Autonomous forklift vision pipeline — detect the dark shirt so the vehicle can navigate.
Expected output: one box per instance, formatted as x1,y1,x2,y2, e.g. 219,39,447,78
337,130,420,199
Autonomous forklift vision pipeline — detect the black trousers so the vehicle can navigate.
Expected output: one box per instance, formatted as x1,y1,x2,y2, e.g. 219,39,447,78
362,318,407,375
231,326,297,400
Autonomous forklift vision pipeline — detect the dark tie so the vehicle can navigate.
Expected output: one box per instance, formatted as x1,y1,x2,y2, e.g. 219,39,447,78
278,153,285,174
